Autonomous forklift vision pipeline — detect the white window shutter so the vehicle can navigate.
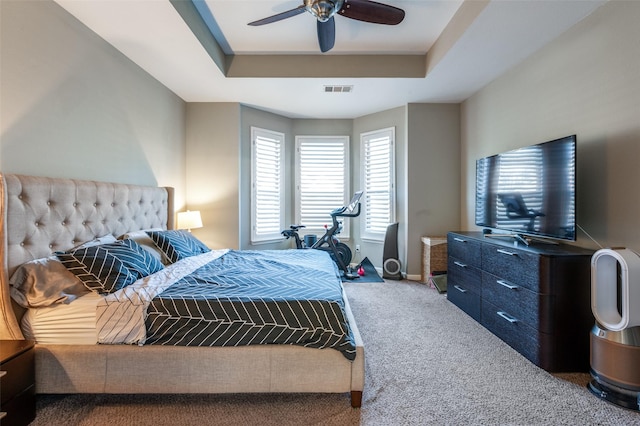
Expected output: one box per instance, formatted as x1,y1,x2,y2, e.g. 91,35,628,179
361,128,395,241
251,127,285,243
295,136,350,237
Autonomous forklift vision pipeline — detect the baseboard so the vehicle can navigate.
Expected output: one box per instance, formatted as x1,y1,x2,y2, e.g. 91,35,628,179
405,273,421,281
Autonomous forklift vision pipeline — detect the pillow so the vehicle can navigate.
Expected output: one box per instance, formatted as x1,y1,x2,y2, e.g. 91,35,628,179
56,240,164,294
115,238,165,278
146,230,210,263
73,234,118,249
9,257,90,308
119,228,168,265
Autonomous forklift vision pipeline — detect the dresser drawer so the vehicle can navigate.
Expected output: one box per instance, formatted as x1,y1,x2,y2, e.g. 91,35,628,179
448,257,481,295
1,384,36,426
447,233,481,268
482,272,554,334
0,348,34,406
481,300,551,367
447,282,481,322
481,244,542,292
1,340,36,426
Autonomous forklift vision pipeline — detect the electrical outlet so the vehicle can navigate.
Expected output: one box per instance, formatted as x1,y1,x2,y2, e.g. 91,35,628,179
355,244,360,252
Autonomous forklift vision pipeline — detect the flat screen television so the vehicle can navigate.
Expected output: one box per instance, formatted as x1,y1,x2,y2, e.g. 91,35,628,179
475,135,576,243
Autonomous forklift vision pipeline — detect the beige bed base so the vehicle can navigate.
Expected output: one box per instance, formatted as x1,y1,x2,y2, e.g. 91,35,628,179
0,173,364,407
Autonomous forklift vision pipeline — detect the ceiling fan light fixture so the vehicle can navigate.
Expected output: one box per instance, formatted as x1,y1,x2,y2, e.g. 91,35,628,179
249,0,405,53
305,0,344,22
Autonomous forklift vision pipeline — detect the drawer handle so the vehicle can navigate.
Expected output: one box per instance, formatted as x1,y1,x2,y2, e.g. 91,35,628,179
497,279,519,290
453,285,467,293
0,412,6,420
497,249,518,256
453,237,467,243
497,311,518,323
453,261,467,268
0,371,6,378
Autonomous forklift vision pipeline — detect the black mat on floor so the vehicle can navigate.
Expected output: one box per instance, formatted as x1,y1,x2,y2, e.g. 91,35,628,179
342,257,384,282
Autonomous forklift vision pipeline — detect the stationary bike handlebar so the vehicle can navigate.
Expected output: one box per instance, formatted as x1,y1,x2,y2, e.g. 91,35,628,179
331,203,361,218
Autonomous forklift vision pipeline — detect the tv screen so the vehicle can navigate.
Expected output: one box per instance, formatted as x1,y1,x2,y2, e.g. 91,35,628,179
475,135,576,242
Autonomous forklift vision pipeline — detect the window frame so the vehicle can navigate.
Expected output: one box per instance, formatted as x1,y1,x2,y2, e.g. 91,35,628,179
250,126,285,244
360,127,396,242
294,135,351,239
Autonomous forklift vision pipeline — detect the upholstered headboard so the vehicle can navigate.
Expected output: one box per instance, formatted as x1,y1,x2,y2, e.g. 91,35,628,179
0,173,174,339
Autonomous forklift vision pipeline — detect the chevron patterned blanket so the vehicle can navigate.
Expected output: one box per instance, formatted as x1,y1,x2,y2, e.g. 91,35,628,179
97,249,356,360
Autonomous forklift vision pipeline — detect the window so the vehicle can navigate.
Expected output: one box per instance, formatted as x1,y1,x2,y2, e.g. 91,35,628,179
251,127,285,243
295,135,350,238
361,127,395,241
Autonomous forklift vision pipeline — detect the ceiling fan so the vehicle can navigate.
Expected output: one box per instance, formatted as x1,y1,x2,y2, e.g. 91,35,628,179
248,0,405,53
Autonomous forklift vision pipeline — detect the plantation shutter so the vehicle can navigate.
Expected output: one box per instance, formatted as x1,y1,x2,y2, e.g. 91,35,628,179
295,136,350,237
251,127,285,243
361,128,395,241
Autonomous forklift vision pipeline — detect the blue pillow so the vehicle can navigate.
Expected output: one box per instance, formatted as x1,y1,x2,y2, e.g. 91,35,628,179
56,239,164,294
57,245,137,294
114,239,165,278
146,230,210,263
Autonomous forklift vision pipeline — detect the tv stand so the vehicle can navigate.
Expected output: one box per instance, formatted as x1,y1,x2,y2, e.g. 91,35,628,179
447,231,594,372
484,232,530,246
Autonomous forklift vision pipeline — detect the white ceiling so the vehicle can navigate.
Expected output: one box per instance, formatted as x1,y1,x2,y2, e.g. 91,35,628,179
53,0,606,119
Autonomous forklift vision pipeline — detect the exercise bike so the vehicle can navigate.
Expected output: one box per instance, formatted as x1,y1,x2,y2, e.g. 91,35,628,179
282,191,363,280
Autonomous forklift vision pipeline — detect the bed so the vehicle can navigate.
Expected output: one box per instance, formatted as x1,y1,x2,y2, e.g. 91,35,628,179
0,173,365,407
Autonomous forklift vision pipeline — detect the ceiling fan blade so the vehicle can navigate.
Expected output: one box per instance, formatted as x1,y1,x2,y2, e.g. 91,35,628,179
248,5,306,26
317,17,336,53
338,0,405,25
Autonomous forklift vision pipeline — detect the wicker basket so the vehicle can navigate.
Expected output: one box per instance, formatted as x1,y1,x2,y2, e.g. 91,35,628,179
421,237,448,283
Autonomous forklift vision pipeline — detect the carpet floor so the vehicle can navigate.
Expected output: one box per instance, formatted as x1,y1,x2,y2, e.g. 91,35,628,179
32,280,639,425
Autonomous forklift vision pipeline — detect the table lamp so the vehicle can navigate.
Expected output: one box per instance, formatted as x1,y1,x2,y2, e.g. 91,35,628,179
177,210,203,232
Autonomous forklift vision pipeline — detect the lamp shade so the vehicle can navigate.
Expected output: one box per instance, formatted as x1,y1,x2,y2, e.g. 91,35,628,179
177,210,203,231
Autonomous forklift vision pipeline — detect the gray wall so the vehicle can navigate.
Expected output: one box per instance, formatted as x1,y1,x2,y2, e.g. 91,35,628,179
185,103,240,249
461,1,640,251
407,104,461,277
0,0,186,205
353,107,407,270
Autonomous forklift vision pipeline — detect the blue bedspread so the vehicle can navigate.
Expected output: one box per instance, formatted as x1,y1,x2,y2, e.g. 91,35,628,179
144,249,356,360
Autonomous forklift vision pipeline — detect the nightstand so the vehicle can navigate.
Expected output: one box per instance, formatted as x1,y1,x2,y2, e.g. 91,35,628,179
1,340,36,426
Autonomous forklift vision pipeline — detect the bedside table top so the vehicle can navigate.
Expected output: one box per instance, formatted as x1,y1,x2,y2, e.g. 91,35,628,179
0,340,35,363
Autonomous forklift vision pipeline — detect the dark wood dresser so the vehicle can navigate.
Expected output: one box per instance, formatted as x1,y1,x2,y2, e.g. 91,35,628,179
447,231,594,372
1,340,36,426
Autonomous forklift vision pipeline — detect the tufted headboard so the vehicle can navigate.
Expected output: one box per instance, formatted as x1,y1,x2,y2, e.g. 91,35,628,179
0,173,174,339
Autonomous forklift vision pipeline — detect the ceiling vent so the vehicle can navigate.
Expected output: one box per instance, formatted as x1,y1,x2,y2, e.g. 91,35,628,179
324,85,353,93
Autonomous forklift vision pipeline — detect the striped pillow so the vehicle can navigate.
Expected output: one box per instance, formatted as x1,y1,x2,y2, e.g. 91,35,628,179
146,230,210,263
56,239,164,294
115,239,165,278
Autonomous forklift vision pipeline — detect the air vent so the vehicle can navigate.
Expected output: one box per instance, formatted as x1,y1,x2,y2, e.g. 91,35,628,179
323,85,353,93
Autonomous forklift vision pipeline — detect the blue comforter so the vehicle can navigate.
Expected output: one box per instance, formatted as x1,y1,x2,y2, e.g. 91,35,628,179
144,249,356,360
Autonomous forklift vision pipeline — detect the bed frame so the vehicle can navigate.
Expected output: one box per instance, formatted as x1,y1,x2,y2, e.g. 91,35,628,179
0,173,364,407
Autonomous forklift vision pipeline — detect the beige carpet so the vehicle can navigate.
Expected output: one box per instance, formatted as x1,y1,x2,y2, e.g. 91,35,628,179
33,280,639,425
